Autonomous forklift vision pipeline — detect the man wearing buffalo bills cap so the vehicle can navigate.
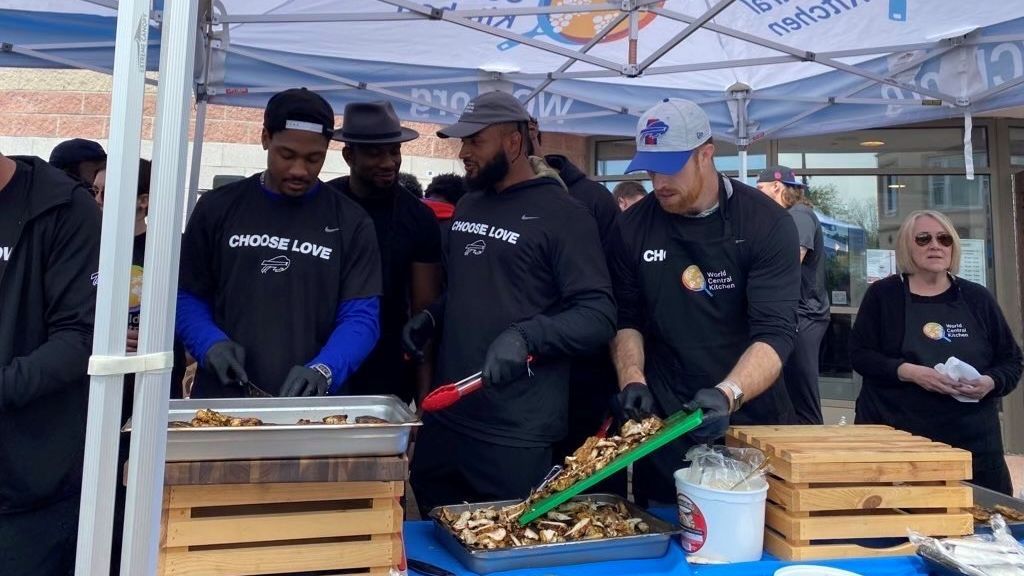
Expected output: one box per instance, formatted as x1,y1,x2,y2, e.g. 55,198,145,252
401,90,616,515
609,98,800,504
757,166,830,425
176,88,382,398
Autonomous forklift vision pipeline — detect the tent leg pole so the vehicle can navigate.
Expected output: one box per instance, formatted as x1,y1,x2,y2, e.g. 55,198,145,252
74,0,149,572
187,98,207,217
739,149,748,185
119,0,201,570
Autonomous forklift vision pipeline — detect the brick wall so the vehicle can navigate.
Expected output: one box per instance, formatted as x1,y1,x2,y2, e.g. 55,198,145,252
0,69,590,190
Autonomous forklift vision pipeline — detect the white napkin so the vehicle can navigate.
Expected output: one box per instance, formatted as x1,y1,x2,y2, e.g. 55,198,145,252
934,356,982,403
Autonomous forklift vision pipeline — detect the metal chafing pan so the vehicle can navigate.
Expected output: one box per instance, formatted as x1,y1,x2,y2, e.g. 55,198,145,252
966,482,1024,539
122,395,420,461
428,494,679,574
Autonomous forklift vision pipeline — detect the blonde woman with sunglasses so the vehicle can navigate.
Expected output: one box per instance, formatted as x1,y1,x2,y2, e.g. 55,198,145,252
851,210,1022,494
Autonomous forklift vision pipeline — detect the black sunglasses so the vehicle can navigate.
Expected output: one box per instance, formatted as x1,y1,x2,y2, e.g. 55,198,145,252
914,232,954,247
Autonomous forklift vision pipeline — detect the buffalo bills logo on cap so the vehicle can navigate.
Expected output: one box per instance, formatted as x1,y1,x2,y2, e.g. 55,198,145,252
640,118,669,145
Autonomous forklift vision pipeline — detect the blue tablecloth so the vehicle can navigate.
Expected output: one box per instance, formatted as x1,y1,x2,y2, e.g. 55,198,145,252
403,520,933,576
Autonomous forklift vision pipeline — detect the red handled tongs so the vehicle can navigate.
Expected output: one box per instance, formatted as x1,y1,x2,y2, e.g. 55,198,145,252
421,355,533,412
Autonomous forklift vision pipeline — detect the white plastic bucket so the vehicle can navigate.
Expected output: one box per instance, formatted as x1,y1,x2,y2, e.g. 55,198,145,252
674,469,768,563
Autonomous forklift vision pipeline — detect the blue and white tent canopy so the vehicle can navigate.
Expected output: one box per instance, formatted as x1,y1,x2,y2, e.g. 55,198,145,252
4,0,1024,142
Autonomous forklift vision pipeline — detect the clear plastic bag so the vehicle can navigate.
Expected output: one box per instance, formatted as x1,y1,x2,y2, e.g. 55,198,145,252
911,514,1024,575
678,445,769,491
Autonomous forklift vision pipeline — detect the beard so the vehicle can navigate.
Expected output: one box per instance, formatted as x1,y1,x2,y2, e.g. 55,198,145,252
466,149,510,192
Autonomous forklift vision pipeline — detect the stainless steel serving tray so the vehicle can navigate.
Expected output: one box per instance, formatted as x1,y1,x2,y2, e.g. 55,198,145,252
967,482,1024,539
429,494,678,574
122,395,420,461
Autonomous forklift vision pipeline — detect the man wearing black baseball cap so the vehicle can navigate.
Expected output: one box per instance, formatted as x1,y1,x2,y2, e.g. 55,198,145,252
757,165,829,425
326,101,442,405
402,91,616,515
49,138,107,185
176,88,382,398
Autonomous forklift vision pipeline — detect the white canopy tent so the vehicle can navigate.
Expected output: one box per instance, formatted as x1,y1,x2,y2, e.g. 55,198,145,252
3,1,1024,573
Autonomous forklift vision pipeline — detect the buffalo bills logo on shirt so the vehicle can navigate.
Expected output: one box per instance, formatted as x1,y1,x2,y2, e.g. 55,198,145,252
260,255,291,274
464,239,487,256
640,119,669,146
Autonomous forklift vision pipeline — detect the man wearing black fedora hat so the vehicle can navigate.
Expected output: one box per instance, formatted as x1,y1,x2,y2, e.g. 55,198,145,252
177,88,383,399
401,91,616,515
327,101,442,406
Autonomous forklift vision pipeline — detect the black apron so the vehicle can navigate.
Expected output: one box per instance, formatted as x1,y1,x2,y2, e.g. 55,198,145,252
634,177,795,504
856,275,1010,493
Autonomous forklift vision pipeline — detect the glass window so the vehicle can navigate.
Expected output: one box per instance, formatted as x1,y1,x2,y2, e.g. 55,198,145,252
805,174,993,308
779,127,989,170
1010,127,1024,167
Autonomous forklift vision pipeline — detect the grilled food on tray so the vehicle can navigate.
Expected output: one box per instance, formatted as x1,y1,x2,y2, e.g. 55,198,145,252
168,409,393,428
191,408,262,427
970,504,1024,523
439,500,650,549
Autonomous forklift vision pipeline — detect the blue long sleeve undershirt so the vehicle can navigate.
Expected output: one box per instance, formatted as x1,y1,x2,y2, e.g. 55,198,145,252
309,296,379,394
175,290,380,394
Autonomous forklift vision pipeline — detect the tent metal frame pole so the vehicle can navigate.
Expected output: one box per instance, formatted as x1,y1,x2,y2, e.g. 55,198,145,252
651,6,964,106
119,0,200,569
74,0,149,570
221,44,461,115
187,97,208,217
757,43,958,140
218,3,624,23
523,10,628,104
637,0,735,73
377,0,625,73
4,44,158,85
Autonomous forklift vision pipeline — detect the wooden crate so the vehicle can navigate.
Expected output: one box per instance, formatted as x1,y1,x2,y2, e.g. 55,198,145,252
726,425,974,561
158,456,408,576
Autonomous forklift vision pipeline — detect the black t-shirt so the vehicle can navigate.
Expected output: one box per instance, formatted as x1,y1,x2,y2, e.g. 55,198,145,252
436,177,616,447
789,203,830,321
327,177,442,400
179,175,382,395
613,178,800,366
0,163,30,280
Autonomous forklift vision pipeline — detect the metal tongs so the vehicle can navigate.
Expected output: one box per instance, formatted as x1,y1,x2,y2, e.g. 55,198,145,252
239,377,273,398
421,355,534,412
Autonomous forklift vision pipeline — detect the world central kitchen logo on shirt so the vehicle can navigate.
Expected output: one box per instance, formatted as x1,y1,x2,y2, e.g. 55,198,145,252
681,265,737,297
923,321,969,342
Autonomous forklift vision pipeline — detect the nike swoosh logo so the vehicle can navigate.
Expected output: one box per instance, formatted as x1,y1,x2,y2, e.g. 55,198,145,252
521,215,540,221
324,226,340,233
735,239,745,244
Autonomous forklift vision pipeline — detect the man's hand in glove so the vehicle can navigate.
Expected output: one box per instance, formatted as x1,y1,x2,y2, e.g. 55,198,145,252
683,387,732,443
618,382,655,421
205,340,248,387
280,366,329,397
481,328,530,388
402,310,435,361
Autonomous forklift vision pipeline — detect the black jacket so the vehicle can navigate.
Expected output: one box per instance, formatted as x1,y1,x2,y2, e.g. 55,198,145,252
435,177,616,447
851,274,1022,397
0,156,100,513
543,155,619,254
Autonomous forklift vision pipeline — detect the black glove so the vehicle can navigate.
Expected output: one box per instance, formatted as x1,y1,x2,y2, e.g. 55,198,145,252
618,382,655,421
481,328,530,388
280,365,329,397
683,387,732,444
402,310,435,361
204,340,248,387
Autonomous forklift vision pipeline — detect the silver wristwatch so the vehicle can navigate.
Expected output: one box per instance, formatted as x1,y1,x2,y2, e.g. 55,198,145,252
716,379,744,412
309,363,333,388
